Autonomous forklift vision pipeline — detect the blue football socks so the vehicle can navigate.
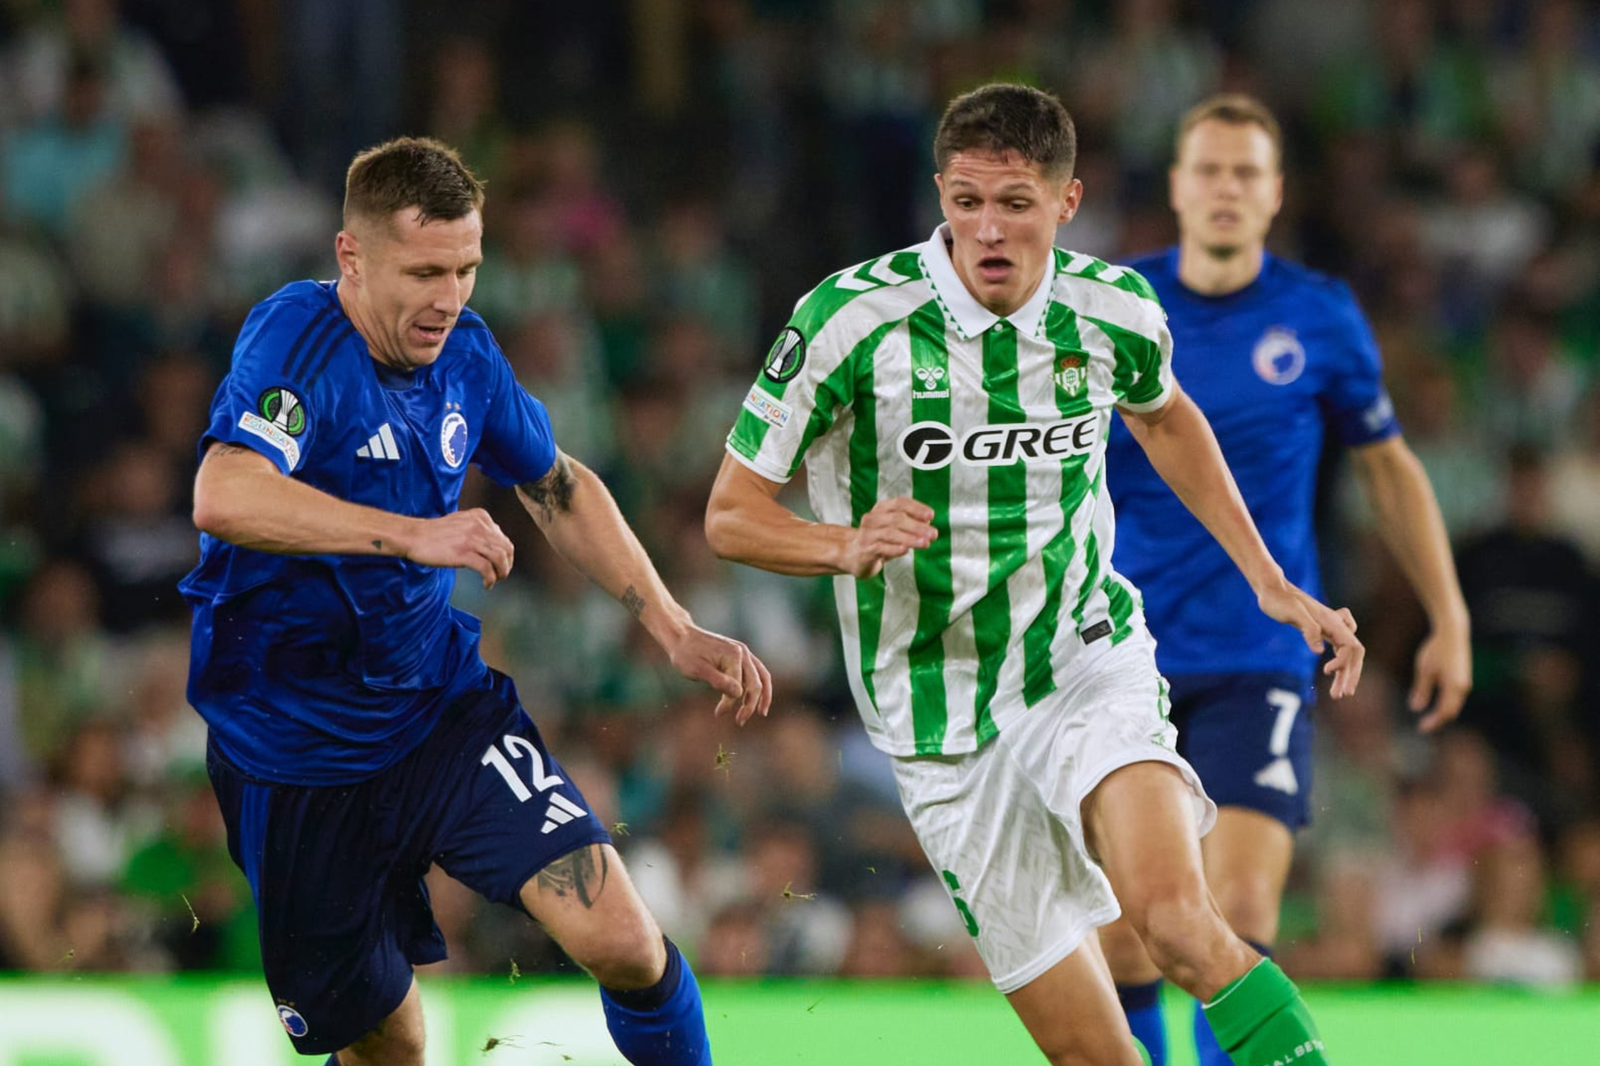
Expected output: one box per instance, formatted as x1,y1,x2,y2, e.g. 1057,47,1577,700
1195,940,1273,1066
1118,978,1167,1066
599,938,711,1066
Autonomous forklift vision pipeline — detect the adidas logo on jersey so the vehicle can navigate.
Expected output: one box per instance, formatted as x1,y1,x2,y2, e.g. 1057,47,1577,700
540,792,588,834
356,423,400,461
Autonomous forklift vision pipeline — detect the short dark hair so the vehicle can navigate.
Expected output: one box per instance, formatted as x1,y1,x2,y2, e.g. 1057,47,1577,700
1175,94,1283,168
933,83,1077,180
343,136,485,230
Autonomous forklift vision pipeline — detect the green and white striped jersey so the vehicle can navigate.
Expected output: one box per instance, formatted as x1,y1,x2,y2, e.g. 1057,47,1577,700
726,225,1174,756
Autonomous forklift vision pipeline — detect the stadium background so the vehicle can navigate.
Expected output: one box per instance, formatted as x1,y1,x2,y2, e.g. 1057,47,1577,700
1,0,1599,1061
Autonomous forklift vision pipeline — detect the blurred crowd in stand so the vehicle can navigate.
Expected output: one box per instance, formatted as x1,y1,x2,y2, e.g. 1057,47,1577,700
3,0,1600,989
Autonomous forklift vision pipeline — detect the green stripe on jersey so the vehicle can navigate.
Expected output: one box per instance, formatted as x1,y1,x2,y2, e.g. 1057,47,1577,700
850,333,885,714
1021,303,1090,706
970,322,1025,745
907,301,953,749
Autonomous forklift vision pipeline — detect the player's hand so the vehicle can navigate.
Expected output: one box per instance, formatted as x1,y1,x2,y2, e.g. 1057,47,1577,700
1257,583,1364,699
665,625,774,725
843,497,937,579
404,508,515,589
1410,625,1472,732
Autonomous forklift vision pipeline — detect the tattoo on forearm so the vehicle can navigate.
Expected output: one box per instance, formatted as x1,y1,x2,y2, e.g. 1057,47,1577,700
520,455,577,524
621,585,645,619
535,845,608,908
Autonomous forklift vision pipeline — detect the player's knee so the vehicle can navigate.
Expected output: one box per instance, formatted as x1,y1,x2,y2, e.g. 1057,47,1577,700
340,1025,425,1066
1132,891,1225,976
569,912,667,990
1098,916,1154,981
1210,872,1282,944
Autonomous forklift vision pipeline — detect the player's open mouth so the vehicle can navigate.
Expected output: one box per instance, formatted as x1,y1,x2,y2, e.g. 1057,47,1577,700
978,257,1012,281
1210,210,1240,226
413,323,450,344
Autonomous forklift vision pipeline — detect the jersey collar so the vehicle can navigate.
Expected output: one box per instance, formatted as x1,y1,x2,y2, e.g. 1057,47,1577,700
921,223,1055,340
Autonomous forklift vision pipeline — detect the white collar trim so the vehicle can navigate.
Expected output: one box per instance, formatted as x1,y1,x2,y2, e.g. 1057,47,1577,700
920,223,1055,339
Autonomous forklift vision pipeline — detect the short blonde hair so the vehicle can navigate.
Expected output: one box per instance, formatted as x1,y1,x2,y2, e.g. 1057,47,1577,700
1175,94,1283,168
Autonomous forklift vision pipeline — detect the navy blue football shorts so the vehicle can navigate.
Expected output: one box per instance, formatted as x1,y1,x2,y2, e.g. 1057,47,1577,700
1166,672,1315,831
207,669,610,1055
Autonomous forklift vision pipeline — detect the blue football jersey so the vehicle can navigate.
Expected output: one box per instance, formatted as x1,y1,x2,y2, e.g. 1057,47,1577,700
180,281,557,785
1106,249,1398,678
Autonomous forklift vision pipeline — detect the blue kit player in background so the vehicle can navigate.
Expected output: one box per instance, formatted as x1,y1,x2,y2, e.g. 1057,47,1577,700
1102,95,1472,1066
180,137,771,1066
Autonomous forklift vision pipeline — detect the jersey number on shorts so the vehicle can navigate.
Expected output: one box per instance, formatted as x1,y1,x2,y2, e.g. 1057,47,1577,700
1252,689,1301,796
481,735,565,801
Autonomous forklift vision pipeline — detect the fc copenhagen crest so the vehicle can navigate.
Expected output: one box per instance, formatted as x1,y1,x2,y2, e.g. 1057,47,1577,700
1252,327,1305,385
440,411,469,467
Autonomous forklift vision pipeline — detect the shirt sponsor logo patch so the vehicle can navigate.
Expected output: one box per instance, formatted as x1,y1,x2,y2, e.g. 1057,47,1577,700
743,386,793,429
440,411,469,468
1252,327,1305,385
239,411,301,469
897,416,1101,470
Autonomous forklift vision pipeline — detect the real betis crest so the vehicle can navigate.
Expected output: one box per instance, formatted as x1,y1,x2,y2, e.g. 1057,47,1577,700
1054,353,1086,396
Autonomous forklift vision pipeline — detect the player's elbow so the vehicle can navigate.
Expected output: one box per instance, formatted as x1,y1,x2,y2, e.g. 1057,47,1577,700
703,497,739,561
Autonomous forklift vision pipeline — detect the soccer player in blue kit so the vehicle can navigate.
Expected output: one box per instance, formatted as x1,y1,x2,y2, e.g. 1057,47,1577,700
181,137,771,1066
1102,95,1472,1066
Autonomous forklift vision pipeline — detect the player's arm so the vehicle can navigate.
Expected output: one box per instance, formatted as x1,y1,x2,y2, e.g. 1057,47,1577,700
1120,383,1363,697
704,454,936,579
1349,435,1472,730
192,441,514,588
517,450,772,724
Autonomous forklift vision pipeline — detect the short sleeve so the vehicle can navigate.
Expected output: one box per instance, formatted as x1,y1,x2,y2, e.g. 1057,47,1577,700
727,316,859,483
1321,283,1399,446
1113,312,1175,413
473,344,558,486
201,299,327,474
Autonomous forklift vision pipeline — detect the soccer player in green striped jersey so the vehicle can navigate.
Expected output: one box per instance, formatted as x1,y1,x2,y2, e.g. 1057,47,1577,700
707,83,1360,1066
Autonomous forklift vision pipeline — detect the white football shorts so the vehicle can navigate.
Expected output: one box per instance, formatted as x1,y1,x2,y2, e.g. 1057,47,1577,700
889,626,1215,993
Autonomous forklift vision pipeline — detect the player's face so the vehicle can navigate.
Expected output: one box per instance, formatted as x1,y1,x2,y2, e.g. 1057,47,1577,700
336,208,484,370
937,150,1081,317
1170,120,1282,258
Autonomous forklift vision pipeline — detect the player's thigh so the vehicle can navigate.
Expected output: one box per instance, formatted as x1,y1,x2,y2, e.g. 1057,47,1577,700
890,742,1120,996
518,842,666,988
1171,673,1315,831
1006,933,1145,1066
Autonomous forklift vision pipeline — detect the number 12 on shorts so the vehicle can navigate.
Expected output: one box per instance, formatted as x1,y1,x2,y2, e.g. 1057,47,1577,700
481,735,565,802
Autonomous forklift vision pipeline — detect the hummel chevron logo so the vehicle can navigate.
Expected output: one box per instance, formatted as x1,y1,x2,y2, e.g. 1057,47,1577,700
356,423,400,460
540,792,587,834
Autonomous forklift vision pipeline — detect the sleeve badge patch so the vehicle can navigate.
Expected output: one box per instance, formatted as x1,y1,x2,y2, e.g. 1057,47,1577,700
258,386,307,436
762,327,807,383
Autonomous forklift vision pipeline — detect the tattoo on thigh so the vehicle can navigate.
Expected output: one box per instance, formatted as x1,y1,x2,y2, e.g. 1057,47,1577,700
536,846,609,908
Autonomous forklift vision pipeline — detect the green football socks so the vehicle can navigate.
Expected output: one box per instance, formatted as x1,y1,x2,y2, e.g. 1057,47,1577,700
1200,959,1328,1066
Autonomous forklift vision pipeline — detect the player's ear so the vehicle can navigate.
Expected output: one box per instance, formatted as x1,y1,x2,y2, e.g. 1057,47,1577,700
1056,177,1083,225
335,230,361,281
